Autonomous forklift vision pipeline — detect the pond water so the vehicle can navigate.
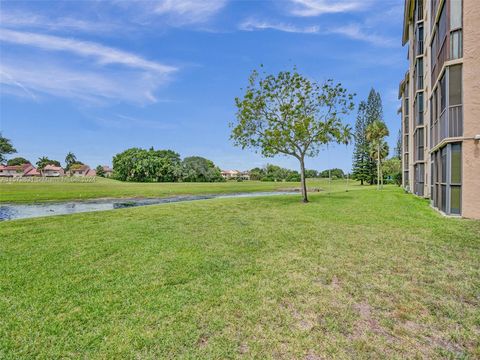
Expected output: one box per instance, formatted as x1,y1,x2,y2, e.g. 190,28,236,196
0,191,297,221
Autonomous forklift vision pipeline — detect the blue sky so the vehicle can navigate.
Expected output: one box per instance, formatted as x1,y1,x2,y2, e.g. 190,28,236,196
0,0,406,172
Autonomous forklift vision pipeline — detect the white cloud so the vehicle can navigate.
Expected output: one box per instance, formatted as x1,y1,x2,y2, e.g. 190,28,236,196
0,10,118,34
288,0,370,16
239,18,319,33
330,24,395,47
0,29,176,74
238,18,395,47
0,29,178,104
154,0,226,24
0,58,165,104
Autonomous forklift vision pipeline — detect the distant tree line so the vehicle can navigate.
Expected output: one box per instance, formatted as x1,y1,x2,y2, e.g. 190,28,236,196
112,147,223,183
248,165,347,182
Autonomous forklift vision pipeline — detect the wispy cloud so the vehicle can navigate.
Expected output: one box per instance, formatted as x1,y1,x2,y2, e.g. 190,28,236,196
330,24,395,47
0,29,176,74
238,18,395,47
0,58,165,104
153,0,227,24
0,10,118,34
239,19,319,34
0,29,178,104
287,0,371,16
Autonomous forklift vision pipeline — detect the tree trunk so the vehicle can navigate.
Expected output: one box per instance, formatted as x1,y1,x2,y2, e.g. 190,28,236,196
360,179,363,185
299,157,308,203
377,144,380,191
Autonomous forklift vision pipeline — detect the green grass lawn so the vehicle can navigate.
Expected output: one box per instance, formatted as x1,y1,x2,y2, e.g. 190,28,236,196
0,178,353,203
0,178,302,203
1,185,479,358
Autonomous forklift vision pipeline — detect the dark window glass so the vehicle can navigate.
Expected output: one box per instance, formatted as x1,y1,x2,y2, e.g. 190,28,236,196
438,3,446,43
441,185,447,211
441,147,447,182
440,74,446,112
451,143,462,183
449,65,462,106
450,186,461,214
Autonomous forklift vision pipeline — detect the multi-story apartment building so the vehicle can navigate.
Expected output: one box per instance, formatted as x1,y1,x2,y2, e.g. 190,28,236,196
399,0,480,219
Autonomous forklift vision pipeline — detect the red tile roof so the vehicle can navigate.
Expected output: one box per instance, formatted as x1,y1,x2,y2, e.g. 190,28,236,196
43,164,63,171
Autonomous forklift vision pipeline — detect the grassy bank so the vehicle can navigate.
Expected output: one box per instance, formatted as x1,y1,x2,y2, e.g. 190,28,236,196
1,186,479,358
0,178,353,203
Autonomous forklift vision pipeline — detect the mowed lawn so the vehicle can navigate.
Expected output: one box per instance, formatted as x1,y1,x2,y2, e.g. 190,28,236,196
1,186,479,358
0,178,308,203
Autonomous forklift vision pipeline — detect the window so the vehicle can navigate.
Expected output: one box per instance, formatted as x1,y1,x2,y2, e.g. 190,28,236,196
450,143,462,214
415,0,424,22
415,128,424,161
450,30,462,59
433,143,462,215
431,32,437,68
416,24,424,55
440,74,446,112
416,92,424,125
414,163,425,196
438,3,447,44
416,58,424,89
441,147,447,183
451,143,461,183
449,65,462,106
450,0,462,29
450,186,461,214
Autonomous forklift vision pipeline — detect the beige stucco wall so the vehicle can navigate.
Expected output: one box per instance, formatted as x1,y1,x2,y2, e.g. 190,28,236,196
461,0,480,219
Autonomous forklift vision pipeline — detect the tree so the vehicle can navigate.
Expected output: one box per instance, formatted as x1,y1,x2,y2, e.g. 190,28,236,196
36,157,61,169
365,89,384,185
351,101,369,185
319,168,345,179
181,156,223,182
65,152,78,171
382,157,401,186
366,120,389,190
7,157,30,166
394,128,402,159
0,133,16,163
304,169,318,178
248,167,265,180
231,68,354,202
95,165,106,177
112,147,181,182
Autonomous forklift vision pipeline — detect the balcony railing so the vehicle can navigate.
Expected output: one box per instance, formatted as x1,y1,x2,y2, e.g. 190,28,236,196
431,105,463,147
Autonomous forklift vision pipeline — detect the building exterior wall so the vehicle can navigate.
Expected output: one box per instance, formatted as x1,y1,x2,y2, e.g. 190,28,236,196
400,0,480,219
462,0,480,219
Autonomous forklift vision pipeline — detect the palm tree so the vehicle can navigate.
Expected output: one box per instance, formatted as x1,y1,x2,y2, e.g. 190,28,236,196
36,156,50,170
366,120,389,190
369,140,389,189
65,152,77,171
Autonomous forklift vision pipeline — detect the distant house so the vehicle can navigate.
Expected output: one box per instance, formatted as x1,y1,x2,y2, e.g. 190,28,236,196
102,165,113,177
24,167,41,177
0,163,35,177
71,164,96,177
42,164,65,177
221,170,250,180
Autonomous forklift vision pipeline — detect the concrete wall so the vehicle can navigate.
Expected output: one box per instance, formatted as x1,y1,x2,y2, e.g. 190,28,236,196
462,0,480,219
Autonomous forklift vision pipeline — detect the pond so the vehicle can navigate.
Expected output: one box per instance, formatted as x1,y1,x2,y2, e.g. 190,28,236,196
0,191,297,221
